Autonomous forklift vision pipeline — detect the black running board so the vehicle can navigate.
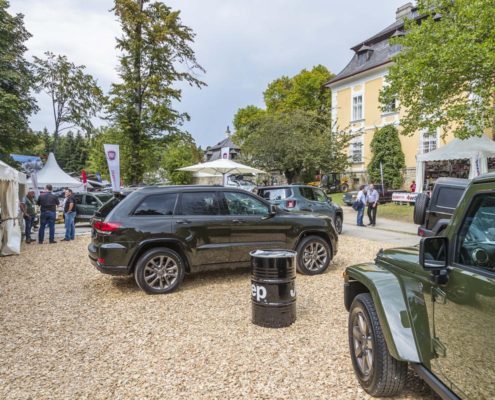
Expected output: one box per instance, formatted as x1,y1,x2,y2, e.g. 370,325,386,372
410,363,461,400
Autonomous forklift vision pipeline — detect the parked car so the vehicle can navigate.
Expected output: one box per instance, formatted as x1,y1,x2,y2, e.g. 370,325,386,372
342,184,398,206
414,177,469,237
226,178,256,192
74,192,114,223
88,186,338,294
343,173,495,399
257,185,344,234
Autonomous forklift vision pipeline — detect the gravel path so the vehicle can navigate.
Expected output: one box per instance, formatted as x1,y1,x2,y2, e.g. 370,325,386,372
0,235,437,399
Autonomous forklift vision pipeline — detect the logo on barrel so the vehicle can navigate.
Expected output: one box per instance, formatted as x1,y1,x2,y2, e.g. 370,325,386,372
252,284,267,302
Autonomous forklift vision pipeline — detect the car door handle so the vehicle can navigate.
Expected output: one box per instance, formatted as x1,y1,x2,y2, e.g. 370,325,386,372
176,219,190,225
232,219,246,224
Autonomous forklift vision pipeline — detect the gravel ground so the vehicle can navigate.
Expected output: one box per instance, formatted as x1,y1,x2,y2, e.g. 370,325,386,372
0,235,437,399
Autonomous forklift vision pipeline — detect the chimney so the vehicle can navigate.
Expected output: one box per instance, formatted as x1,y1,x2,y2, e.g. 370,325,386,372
225,125,231,137
396,2,413,21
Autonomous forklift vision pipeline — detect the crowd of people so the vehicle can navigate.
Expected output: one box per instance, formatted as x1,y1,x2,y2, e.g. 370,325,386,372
354,184,380,227
20,184,76,244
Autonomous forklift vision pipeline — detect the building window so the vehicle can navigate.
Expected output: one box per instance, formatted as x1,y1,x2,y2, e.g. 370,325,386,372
382,97,397,114
422,130,438,153
350,138,364,163
352,95,363,121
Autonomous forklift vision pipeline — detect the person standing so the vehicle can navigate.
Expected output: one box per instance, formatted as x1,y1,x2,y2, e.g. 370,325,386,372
62,189,76,241
20,190,36,243
356,185,367,227
367,184,380,226
37,184,59,244
410,180,416,193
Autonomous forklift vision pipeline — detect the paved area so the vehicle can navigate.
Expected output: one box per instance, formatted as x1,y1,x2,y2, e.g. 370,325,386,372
342,206,419,246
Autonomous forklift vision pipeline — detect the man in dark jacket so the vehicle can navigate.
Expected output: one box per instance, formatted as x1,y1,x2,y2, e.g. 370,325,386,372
62,188,76,241
37,184,59,244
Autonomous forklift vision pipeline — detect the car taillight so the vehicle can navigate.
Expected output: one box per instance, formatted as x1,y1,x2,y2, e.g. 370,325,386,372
93,221,122,233
418,227,425,237
286,200,297,208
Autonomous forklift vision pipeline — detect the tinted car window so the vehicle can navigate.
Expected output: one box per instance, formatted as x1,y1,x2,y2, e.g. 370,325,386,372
179,192,220,215
74,194,83,205
437,187,464,209
313,188,327,202
224,192,268,215
258,188,292,201
85,195,98,206
133,193,177,216
300,187,316,201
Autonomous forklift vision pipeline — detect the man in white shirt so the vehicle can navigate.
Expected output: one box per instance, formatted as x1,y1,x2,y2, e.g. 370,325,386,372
356,185,367,226
367,184,380,226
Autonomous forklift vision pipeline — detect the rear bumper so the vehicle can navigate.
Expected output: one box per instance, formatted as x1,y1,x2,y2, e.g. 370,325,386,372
88,242,131,276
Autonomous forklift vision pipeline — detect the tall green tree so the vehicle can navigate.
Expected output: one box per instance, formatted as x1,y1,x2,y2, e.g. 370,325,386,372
232,105,265,145
380,0,495,139
160,136,201,184
367,125,406,189
0,0,38,157
33,51,103,151
108,0,206,184
242,111,353,183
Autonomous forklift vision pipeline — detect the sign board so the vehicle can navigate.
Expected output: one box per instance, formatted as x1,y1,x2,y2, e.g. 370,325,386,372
392,192,419,203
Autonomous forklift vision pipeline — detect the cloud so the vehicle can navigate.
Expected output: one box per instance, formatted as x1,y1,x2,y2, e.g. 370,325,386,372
9,0,407,146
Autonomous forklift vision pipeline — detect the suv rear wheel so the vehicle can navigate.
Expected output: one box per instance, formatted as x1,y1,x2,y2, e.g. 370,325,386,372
349,293,407,397
296,236,331,275
334,215,343,234
134,247,185,294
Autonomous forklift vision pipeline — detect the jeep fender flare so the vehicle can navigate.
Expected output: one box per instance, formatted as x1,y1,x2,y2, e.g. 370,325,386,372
345,263,420,363
130,239,192,272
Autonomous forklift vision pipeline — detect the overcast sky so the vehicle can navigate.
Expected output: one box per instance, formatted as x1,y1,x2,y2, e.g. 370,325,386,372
10,0,407,148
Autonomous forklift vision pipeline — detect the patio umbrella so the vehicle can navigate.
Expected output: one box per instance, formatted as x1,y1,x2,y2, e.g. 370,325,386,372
177,159,266,180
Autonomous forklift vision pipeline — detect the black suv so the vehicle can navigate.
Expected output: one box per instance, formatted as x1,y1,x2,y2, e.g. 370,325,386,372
88,186,338,294
414,178,469,237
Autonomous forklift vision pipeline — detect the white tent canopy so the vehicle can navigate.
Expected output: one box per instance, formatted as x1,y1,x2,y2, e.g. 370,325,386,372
415,135,495,192
178,158,265,176
0,160,22,255
31,152,84,190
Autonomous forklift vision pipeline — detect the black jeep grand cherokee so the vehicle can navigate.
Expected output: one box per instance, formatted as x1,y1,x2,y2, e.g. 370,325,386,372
88,186,338,294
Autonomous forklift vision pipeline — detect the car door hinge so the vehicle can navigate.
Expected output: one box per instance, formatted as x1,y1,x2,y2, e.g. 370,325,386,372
432,287,446,304
432,337,447,358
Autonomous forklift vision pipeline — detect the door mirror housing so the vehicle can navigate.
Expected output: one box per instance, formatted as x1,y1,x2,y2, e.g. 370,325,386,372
420,236,448,270
270,204,277,215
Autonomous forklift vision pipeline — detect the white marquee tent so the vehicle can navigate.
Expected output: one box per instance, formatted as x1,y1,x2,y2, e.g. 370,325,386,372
0,160,26,256
415,135,495,193
31,152,84,190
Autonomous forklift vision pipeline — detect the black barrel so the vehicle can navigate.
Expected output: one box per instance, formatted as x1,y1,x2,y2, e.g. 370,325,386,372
250,249,297,328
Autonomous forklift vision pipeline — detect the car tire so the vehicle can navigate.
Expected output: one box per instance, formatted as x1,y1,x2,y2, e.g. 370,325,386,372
413,193,429,225
348,293,407,397
334,215,343,234
296,235,332,275
134,247,185,294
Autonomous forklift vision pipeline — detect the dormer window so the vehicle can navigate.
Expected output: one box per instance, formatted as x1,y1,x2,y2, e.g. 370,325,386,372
356,45,373,66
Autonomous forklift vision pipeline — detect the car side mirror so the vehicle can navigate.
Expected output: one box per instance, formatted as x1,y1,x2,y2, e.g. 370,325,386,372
262,204,277,219
420,236,448,270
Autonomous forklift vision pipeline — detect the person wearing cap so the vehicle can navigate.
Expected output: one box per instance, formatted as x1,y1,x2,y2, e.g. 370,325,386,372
37,184,59,244
20,190,36,243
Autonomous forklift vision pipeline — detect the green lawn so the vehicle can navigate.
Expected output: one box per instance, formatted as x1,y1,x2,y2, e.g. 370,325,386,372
329,191,414,223
377,203,414,223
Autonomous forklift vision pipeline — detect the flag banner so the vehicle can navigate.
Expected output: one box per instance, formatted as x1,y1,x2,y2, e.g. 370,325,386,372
221,147,230,160
104,144,120,192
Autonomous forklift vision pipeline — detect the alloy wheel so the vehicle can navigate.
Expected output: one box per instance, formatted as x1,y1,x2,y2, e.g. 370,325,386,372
302,242,328,272
143,255,179,290
352,311,374,376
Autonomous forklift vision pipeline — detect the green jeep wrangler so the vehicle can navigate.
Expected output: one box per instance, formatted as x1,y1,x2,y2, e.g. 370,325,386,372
344,174,495,399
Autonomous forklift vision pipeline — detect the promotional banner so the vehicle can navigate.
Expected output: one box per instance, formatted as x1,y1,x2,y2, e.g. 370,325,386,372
104,144,120,192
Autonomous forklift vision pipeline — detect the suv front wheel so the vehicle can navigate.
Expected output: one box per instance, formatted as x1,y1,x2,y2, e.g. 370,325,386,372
296,236,331,275
134,247,185,294
349,293,407,397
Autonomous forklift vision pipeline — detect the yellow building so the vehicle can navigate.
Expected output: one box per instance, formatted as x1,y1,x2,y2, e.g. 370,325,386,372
326,2,458,189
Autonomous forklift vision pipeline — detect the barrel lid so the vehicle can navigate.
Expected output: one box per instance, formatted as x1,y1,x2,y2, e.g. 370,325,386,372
250,249,297,258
